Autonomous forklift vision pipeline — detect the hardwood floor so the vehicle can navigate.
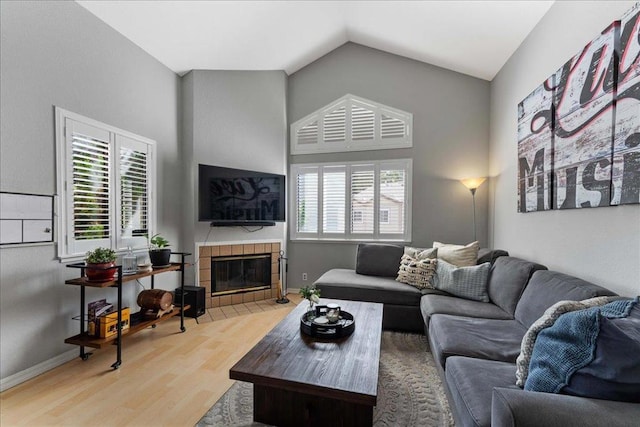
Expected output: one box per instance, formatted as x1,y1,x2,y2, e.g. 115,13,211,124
0,295,302,426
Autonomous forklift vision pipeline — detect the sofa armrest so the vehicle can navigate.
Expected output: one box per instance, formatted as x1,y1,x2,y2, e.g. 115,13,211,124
491,387,640,427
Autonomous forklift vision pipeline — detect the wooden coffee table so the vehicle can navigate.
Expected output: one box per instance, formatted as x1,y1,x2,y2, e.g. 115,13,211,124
229,298,383,427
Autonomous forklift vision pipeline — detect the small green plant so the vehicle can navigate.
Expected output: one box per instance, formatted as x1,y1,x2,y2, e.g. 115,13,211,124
150,233,170,249
86,247,117,264
300,286,320,310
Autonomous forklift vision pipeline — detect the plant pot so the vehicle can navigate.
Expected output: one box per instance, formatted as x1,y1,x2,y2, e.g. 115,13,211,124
149,249,171,267
86,262,117,282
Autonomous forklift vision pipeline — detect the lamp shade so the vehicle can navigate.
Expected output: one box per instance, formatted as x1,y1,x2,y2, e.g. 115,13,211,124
461,177,486,191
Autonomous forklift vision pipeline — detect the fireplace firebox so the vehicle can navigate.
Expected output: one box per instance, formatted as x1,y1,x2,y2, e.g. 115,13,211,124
211,253,271,296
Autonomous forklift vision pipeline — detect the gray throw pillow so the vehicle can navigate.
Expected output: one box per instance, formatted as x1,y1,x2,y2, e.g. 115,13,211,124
433,259,490,302
355,243,404,277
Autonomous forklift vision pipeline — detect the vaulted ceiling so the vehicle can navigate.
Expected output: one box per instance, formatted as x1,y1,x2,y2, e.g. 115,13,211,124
77,0,554,81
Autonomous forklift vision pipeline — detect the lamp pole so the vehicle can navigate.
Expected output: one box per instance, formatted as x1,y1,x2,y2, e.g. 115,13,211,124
470,187,477,242
460,177,485,243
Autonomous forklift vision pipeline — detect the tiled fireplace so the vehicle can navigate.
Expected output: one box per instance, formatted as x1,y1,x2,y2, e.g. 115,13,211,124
198,242,281,308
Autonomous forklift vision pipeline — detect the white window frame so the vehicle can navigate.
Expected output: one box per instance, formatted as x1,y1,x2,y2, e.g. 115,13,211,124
290,159,412,242
55,107,156,261
290,94,413,155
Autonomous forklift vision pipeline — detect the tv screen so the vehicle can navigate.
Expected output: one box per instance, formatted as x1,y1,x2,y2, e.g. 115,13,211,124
198,164,285,223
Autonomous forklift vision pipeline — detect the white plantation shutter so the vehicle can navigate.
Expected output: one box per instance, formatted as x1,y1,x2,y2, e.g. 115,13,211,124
351,104,375,141
67,120,112,254
381,113,406,139
296,120,318,145
296,167,318,234
379,166,406,234
322,167,346,233
291,94,412,154
350,166,375,234
117,135,151,250
57,108,156,260
323,106,346,143
291,160,411,241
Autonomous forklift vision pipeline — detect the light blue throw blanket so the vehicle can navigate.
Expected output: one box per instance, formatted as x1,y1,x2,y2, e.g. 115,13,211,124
525,297,638,393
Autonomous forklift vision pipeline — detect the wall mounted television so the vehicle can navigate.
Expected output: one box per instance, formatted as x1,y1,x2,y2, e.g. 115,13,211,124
198,164,285,226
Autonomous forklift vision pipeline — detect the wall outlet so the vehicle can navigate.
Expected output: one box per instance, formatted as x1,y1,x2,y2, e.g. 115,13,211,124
302,273,308,281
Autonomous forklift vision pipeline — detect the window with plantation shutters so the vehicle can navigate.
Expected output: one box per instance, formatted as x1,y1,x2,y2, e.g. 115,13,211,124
291,94,412,155
56,108,156,260
291,159,411,242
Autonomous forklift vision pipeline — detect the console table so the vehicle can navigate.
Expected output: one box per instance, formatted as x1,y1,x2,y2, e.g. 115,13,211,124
64,252,191,369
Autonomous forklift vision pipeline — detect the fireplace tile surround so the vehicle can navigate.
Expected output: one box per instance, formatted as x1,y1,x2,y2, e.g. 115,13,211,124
198,242,281,309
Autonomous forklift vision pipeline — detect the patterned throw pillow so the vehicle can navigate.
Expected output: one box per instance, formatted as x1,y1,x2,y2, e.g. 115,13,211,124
515,296,616,387
396,251,437,290
432,259,490,302
433,241,479,267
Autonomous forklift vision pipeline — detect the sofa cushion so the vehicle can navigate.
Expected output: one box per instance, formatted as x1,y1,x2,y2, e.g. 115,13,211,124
514,270,617,328
355,243,403,277
525,298,640,403
314,268,445,306
433,240,479,267
477,248,509,265
428,314,527,368
433,260,491,302
420,294,512,323
445,356,517,427
487,256,547,316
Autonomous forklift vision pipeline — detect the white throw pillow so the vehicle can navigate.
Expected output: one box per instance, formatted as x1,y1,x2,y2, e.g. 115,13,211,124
433,241,479,267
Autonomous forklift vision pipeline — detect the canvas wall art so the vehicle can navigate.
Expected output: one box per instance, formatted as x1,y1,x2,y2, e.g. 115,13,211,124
517,2,640,212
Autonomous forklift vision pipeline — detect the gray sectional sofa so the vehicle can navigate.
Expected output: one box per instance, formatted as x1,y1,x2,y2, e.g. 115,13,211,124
314,243,640,427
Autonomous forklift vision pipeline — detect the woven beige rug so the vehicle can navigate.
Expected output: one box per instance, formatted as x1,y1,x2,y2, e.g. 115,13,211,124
196,331,454,427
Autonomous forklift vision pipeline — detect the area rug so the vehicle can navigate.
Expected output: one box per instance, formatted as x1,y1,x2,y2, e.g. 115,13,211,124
196,331,454,427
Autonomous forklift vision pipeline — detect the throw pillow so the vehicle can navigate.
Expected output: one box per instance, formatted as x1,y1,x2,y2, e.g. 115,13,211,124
355,243,404,277
433,241,479,267
396,254,437,290
432,259,490,302
515,296,617,387
525,298,640,403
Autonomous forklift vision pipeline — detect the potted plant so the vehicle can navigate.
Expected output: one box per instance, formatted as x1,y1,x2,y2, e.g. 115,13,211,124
149,233,171,268
85,247,117,281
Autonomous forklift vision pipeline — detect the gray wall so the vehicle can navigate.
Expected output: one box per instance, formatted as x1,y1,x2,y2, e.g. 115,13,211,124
0,1,181,380
181,70,288,284
489,1,640,297
287,43,491,288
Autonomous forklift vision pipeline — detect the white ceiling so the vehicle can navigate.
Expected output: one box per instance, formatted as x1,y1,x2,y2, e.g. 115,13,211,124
77,0,554,81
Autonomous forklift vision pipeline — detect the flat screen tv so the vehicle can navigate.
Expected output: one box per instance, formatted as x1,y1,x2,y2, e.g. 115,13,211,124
198,164,285,225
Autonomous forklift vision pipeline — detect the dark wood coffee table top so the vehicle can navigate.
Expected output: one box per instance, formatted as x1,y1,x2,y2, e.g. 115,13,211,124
229,298,383,406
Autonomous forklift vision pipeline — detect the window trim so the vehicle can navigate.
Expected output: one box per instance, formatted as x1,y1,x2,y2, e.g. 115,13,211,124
290,159,412,242
55,107,157,261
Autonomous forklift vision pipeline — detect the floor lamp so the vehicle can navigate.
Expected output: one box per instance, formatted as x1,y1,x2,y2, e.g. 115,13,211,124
460,177,486,242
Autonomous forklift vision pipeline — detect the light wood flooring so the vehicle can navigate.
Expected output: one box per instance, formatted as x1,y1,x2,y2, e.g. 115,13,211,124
0,294,302,426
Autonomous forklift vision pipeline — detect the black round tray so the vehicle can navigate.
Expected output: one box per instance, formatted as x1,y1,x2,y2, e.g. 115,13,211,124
300,306,355,338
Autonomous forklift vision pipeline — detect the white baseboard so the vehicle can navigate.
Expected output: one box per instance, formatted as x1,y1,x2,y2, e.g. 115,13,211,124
0,349,77,392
